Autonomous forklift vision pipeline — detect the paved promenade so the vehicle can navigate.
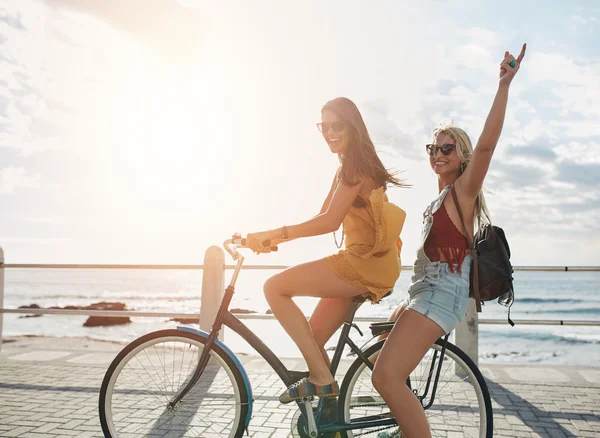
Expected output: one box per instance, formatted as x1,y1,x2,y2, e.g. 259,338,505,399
0,336,599,437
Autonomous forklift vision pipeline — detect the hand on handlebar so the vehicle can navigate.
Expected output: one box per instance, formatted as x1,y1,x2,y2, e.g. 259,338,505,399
253,245,276,254
246,231,280,254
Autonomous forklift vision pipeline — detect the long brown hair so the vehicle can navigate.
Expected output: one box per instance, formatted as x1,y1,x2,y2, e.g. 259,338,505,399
322,97,408,193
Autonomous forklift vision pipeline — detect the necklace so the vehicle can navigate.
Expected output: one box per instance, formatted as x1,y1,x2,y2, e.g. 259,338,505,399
333,223,345,249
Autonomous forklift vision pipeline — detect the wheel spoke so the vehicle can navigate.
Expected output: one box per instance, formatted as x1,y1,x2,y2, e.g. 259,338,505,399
99,331,247,438
340,341,491,438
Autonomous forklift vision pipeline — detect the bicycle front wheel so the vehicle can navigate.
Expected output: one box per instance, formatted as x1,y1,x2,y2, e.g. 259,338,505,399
338,339,493,438
99,329,249,438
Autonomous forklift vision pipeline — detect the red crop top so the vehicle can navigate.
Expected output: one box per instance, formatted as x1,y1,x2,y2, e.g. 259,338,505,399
424,201,470,273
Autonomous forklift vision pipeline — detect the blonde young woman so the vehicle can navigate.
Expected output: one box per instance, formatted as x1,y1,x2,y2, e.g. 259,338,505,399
372,45,527,438
246,97,407,403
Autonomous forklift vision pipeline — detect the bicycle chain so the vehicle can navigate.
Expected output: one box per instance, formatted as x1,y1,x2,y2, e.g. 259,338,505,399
352,424,397,437
293,401,395,438
347,402,396,437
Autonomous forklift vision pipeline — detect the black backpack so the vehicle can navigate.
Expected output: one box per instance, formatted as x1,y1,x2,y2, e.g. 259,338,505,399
451,187,515,325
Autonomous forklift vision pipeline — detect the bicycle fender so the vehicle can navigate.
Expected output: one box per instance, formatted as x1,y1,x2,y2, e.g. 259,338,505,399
177,326,253,427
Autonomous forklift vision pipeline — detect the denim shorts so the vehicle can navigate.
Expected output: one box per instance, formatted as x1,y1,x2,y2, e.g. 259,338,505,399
402,255,471,334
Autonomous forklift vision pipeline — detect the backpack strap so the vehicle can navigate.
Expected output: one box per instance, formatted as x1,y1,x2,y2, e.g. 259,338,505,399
450,185,482,312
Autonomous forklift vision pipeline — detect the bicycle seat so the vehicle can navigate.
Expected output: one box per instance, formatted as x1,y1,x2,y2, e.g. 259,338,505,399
353,290,392,306
370,322,394,336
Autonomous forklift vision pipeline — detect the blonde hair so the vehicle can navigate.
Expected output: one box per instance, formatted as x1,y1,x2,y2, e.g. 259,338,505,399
432,122,491,228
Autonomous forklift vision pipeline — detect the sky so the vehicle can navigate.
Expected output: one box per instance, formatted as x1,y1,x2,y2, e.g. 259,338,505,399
1,0,599,267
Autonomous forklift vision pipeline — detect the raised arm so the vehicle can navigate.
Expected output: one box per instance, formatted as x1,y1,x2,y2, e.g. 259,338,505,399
457,44,526,199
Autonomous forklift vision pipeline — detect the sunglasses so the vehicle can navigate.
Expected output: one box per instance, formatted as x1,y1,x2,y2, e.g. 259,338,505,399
426,143,456,156
317,121,346,134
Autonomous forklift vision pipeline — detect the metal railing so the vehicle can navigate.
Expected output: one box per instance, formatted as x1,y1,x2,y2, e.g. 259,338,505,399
1,245,599,362
1,263,289,270
2,307,599,327
3,263,598,271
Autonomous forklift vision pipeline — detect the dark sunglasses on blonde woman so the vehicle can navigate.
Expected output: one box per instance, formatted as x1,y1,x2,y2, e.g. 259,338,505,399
317,121,346,133
426,143,456,156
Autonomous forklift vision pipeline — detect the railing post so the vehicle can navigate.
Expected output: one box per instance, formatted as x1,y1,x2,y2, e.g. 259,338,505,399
454,298,478,367
0,246,4,352
199,246,225,341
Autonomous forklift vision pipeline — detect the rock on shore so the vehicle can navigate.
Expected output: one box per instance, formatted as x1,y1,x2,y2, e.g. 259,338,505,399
19,302,132,327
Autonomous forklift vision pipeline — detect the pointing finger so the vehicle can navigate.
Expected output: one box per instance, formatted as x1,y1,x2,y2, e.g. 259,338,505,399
516,43,527,63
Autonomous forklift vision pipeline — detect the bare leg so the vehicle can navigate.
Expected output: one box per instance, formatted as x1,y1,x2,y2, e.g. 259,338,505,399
372,309,445,438
369,305,406,368
309,297,359,368
377,304,405,342
264,259,369,386
387,305,405,324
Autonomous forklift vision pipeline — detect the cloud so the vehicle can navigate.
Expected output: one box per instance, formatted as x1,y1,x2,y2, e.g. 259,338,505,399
508,140,557,162
0,3,597,264
527,52,600,97
484,144,600,239
571,14,598,31
44,0,209,62
552,120,600,138
557,160,600,187
485,160,549,189
551,85,600,119
0,9,25,30
0,51,18,66
553,140,600,164
0,92,9,116
458,27,501,48
360,100,420,160
417,79,487,142
488,183,600,237
46,23,80,48
363,33,600,246
528,52,594,86
0,3,116,155
556,195,600,214
0,166,41,193
453,44,494,70
0,88,67,155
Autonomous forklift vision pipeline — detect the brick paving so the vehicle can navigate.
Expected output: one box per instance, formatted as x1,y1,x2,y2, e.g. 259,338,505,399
0,336,599,437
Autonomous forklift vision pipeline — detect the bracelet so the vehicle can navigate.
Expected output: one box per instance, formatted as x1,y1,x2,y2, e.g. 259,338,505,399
281,226,288,239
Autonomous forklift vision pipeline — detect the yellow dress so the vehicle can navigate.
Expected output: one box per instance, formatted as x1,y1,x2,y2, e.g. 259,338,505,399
326,186,406,302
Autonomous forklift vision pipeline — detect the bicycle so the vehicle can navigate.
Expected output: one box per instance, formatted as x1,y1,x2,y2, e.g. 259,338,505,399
99,235,493,437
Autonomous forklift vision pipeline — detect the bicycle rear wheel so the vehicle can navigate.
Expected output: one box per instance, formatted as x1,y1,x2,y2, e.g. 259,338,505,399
99,329,249,438
338,339,493,438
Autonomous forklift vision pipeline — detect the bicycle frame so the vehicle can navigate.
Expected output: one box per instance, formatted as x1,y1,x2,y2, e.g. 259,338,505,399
167,237,451,436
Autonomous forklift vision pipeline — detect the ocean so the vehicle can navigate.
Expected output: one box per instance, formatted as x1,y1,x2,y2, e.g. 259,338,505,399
2,267,600,366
